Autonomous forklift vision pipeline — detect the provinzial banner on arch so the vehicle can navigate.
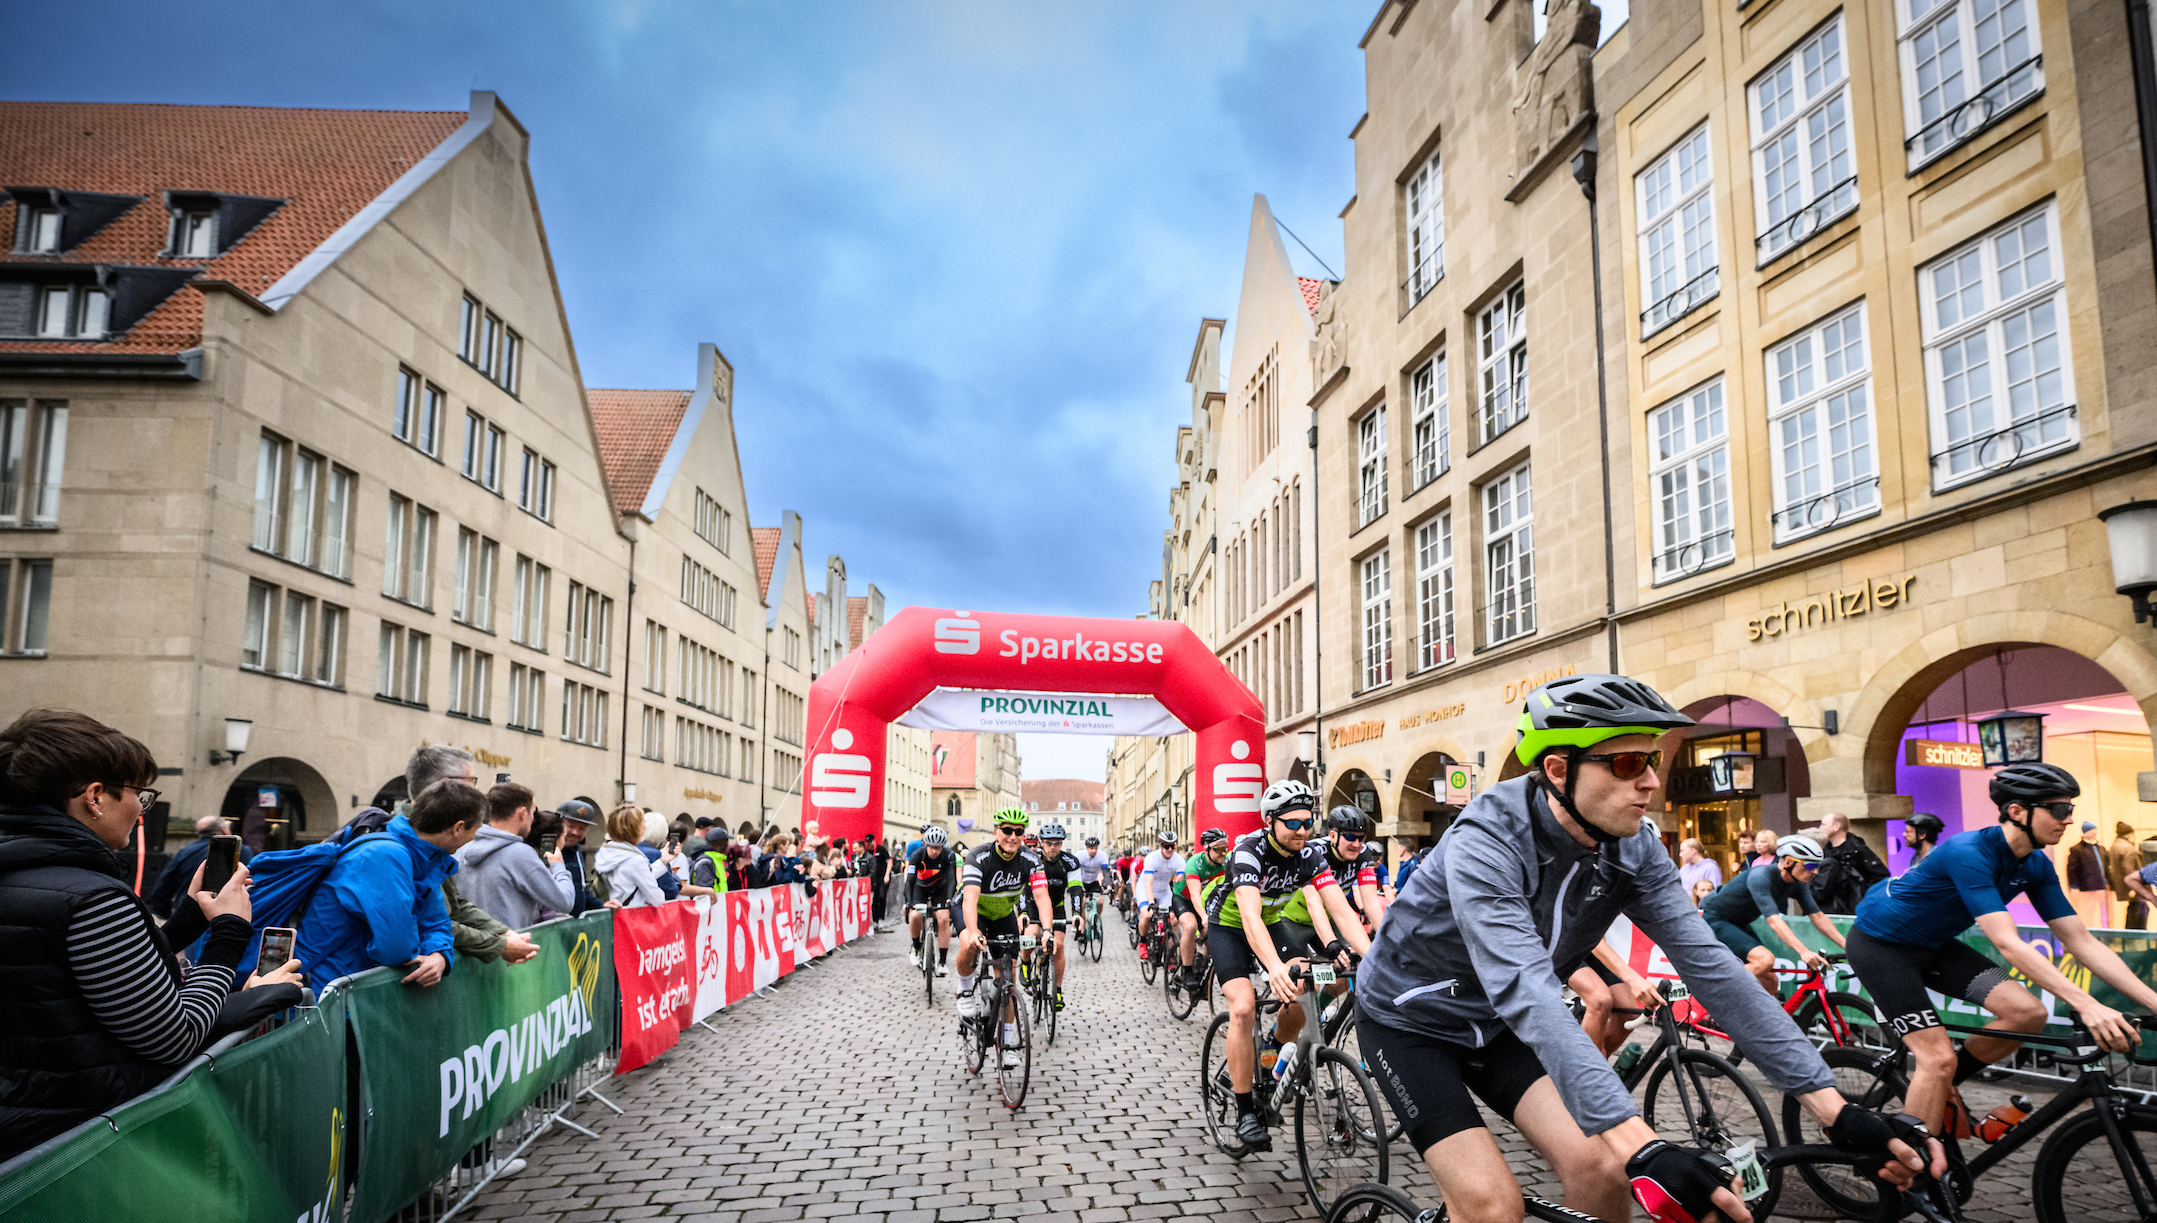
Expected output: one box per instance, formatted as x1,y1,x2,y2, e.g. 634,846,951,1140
896,687,1188,737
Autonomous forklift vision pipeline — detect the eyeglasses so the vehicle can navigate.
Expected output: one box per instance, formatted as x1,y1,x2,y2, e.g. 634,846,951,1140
121,785,161,810
997,825,1027,836
1275,817,1315,831
2038,801,2077,820
1577,750,1664,780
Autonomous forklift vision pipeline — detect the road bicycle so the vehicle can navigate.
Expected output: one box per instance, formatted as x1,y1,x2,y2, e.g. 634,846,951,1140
958,930,1033,1110
1605,984,1780,1165
908,903,940,1007
1165,932,1213,1020
1138,910,1175,986
1079,887,1105,962
1678,953,1897,1056
1784,1012,2157,1223
1319,972,1407,1145
1200,961,1390,1219
1027,925,1061,1047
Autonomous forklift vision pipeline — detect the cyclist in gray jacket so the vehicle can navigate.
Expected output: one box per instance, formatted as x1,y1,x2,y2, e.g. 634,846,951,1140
1356,674,1938,1223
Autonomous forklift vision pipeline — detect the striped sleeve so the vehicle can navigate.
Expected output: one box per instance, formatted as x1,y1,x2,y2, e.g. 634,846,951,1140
66,895,248,1066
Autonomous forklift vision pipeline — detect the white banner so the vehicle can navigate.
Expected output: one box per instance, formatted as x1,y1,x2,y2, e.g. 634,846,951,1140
690,896,728,1023
896,687,1187,736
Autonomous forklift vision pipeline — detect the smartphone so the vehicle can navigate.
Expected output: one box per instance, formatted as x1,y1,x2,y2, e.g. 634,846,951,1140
495,772,512,785
539,833,559,856
204,834,242,893
666,834,682,853
256,926,296,976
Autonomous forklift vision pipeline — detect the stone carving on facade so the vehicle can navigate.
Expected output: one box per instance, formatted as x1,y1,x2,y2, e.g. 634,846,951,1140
1312,279,1346,389
1512,0,1600,173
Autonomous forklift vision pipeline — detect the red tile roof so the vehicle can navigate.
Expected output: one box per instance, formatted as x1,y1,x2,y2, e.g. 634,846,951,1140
1298,277,1327,317
752,527,781,601
0,102,467,354
1021,779,1106,812
847,596,868,650
587,389,691,514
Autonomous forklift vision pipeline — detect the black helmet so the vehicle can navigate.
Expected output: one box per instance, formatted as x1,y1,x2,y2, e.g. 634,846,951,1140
1989,763,2079,809
1904,812,1945,839
1326,805,1375,837
1198,827,1228,848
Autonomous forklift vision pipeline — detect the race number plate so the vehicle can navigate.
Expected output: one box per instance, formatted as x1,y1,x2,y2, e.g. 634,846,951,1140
1020,935,1037,950
1311,964,1337,987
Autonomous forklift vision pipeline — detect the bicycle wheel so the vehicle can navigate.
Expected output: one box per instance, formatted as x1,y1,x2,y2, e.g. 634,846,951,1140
1793,990,1899,1054
1297,1046,1392,1218
1141,931,1159,985
1779,1044,1907,1217
922,936,936,1008
2031,1103,2157,1223
961,1010,985,1077
1324,997,1407,1144
1089,913,1104,961
1127,913,1140,948
1322,1181,1425,1223
1200,1011,1250,1157
1043,969,1059,1046
1642,1046,1778,1161
998,981,1032,1109
1169,962,1202,1020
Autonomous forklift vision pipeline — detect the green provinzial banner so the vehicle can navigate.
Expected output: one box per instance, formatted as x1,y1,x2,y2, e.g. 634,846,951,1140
0,986,347,1223
347,911,613,1223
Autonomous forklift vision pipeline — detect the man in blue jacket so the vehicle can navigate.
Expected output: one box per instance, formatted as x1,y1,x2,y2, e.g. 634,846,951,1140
294,780,485,988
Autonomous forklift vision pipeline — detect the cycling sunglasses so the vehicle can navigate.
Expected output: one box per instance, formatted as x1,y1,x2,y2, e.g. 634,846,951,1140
1274,816,1316,831
1577,749,1663,780
996,824,1028,835
2037,801,2076,820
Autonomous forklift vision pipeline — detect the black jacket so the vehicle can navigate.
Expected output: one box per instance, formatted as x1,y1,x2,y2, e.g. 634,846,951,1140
1814,832,1890,914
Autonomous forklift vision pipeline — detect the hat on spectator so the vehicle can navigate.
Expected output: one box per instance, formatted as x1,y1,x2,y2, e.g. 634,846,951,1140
694,816,715,829
557,799,599,826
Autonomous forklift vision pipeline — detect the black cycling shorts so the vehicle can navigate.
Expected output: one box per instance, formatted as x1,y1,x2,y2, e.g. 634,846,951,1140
1356,1015,1551,1152
906,877,955,909
973,910,1025,948
1845,926,2013,1039
1171,889,1200,919
1207,918,1318,983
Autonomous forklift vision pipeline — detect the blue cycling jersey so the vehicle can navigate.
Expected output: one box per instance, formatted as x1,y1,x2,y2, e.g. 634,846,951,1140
1855,825,2074,948
1701,862,1820,927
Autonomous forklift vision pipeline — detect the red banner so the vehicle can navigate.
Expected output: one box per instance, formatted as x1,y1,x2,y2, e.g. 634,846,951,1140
612,901,697,1073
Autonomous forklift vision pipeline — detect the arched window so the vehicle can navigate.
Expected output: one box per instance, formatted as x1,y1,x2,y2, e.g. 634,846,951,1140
946,795,961,819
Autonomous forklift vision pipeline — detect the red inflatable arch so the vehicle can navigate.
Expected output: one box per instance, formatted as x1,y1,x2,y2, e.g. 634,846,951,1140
803,607,1266,844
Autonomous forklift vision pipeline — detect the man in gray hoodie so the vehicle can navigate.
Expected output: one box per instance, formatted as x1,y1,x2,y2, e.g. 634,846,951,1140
1356,674,1939,1223
456,782,575,929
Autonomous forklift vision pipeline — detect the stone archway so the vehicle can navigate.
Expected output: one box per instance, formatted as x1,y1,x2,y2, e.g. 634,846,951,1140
223,756,337,850
1398,750,1460,842
1326,768,1382,821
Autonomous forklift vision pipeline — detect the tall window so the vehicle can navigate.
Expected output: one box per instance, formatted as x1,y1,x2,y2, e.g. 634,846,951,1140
1900,0,2041,167
694,489,732,554
1360,551,1392,690
1770,304,1878,540
447,645,493,720
1648,380,1734,581
0,558,53,655
518,450,555,522
1922,203,2073,487
250,433,353,576
1357,405,1388,527
1751,17,1856,261
560,681,608,748
1410,354,1449,490
1638,125,1718,337
510,555,550,649
784,626,802,670
1477,282,1527,445
643,620,667,693
563,581,613,672
0,401,66,526
1290,479,1303,582
32,286,107,339
452,530,497,629
1484,461,1535,644
381,495,434,607
1415,512,1456,670
243,585,343,686
391,369,443,456
1244,348,1279,470
642,706,666,762
376,623,429,705
1405,148,1444,305
506,663,544,732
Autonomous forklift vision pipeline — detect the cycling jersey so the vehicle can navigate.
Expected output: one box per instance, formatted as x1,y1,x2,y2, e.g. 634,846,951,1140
1281,843,1380,925
1040,849,1079,907
1073,847,1113,883
1355,775,1834,1136
1855,824,2074,949
1701,862,1821,927
906,846,959,901
1174,850,1230,902
962,843,1046,922
1204,831,1333,931
1137,850,1185,906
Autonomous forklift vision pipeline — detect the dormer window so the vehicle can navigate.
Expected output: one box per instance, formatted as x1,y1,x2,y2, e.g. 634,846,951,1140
172,208,216,258
22,209,59,254
7,188,142,255
159,191,283,260
35,286,108,339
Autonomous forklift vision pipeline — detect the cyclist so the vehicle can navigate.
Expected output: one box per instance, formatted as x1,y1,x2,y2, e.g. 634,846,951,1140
955,807,1054,1069
1275,806,1387,1012
1356,674,1937,1223
1699,832,1844,995
905,826,959,976
1134,831,1185,962
1074,835,1113,933
1038,823,1079,1010
1172,827,1231,993
1849,761,2157,1138
1210,780,1372,1152
1902,811,1944,867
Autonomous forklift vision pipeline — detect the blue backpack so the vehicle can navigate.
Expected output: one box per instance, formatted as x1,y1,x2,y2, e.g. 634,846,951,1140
201,807,395,971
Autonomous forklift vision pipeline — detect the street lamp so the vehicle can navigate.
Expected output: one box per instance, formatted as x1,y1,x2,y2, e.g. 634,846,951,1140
208,717,252,765
2100,500,2157,623
1977,710,2046,767
1707,750,1758,796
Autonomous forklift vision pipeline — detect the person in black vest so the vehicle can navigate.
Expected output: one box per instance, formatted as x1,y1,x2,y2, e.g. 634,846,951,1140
1811,811,1891,915
0,708,300,1161
148,814,255,920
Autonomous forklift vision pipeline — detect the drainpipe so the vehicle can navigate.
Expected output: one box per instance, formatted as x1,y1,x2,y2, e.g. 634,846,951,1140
1308,407,1327,795
1573,130,1621,673
2128,0,2157,286
617,528,635,801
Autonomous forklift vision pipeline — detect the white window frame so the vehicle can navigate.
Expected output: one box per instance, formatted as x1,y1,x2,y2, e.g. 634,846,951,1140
1898,0,2043,170
1410,354,1449,490
1360,549,1392,691
24,207,61,253
1483,460,1536,645
1476,282,1527,446
1414,511,1456,671
1405,148,1444,305
1357,405,1388,527
1648,379,1735,582
1920,202,2075,488
1749,16,1858,262
1637,124,1719,337
1768,303,1879,541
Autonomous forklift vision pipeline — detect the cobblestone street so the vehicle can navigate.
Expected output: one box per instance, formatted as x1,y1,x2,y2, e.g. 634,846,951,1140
465,920,2114,1223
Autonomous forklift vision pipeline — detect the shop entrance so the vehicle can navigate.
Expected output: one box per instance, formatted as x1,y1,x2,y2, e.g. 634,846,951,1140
219,756,336,852
1659,696,1809,879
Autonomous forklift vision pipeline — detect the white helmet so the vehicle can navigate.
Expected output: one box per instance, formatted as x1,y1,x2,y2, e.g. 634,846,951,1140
922,826,948,848
1777,834,1824,865
1040,822,1067,841
1259,780,1317,821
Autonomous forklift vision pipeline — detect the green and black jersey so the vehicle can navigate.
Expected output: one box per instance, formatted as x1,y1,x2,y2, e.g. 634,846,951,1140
961,843,1047,921
1204,831,1334,931
1174,849,1230,908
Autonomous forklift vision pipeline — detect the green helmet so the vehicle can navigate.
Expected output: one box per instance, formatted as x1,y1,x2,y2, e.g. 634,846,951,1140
992,806,1031,830
1512,673,1694,767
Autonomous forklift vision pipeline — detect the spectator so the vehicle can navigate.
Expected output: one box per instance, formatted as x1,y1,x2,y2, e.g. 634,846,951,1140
1392,839,1422,895
595,805,666,907
456,783,574,929
2068,820,2111,929
403,747,538,966
148,815,255,920
1735,830,1756,874
1810,812,1889,915
292,777,484,988
2110,821,2147,931
636,810,682,901
550,800,604,914
0,709,302,1161
1748,828,1779,869
724,843,751,891
683,824,728,897
1676,838,1723,898
762,836,805,887
1691,878,1717,907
